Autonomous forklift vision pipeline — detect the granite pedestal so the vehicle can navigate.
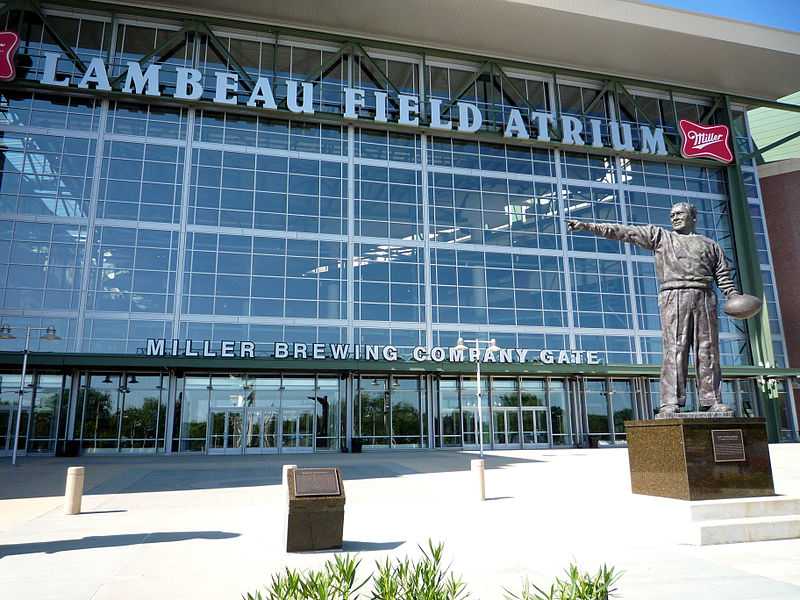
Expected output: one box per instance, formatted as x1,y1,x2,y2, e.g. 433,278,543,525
285,467,345,552
625,418,775,500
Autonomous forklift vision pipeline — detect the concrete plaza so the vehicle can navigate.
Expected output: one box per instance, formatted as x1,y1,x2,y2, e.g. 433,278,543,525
2,444,800,599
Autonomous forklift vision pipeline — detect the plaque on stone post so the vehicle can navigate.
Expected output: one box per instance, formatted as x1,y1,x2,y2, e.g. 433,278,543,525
285,467,345,552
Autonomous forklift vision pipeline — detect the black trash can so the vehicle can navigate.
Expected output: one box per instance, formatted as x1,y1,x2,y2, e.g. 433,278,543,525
351,437,363,453
56,440,80,457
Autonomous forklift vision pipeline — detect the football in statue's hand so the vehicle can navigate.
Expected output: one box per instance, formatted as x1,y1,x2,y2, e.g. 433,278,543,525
723,294,762,319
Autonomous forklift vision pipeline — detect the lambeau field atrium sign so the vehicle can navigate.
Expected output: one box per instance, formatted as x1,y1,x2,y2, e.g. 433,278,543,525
40,52,667,155
145,339,603,365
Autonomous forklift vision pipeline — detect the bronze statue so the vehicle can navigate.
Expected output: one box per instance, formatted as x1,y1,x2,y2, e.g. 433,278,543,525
566,202,758,416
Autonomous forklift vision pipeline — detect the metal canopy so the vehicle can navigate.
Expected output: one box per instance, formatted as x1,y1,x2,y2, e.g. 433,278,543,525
106,0,800,100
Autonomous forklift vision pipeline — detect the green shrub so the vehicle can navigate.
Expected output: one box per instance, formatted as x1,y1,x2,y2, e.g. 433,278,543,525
244,553,366,600
370,540,470,600
504,562,621,600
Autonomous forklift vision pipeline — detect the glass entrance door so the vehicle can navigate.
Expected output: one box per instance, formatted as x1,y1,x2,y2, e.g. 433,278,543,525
521,407,549,446
492,408,521,448
209,408,244,454
0,407,27,456
280,407,314,452
245,409,278,453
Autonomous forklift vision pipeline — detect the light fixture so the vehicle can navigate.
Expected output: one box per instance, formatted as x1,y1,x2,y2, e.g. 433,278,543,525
371,378,379,386
41,326,60,340
128,375,138,384
487,338,500,353
454,337,468,352
0,325,15,339
102,375,113,384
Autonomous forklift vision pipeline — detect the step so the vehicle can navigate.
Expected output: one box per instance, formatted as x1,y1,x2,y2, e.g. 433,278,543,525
689,496,800,522
690,515,800,545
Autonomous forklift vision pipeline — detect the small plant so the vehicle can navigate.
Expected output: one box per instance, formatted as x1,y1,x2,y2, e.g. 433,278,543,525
244,553,366,600
370,540,470,600
504,562,621,600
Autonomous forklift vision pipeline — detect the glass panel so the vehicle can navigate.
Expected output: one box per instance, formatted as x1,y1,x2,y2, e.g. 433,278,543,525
522,410,534,445
209,410,225,450
493,410,506,445
391,379,422,447
227,411,243,449
585,380,610,442
535,409,548,444
246,409,262,449
507,410,519,445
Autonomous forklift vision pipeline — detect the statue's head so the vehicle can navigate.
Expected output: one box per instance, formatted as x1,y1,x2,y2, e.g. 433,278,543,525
670,202,697,234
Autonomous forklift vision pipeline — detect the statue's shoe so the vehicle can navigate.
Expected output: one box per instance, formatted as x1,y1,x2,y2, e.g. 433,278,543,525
706,402,734,413
658,404,681,416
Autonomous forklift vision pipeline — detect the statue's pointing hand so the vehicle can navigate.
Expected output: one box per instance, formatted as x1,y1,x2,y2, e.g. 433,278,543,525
565,219,585,231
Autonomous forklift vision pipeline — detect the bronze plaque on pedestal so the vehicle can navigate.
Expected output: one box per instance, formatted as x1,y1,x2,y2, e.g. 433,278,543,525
294,468,342,497
285,467,345,552
711,429,746,462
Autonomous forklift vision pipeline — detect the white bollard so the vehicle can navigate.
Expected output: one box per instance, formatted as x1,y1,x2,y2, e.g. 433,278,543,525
471,459,485,501
64,466,85,515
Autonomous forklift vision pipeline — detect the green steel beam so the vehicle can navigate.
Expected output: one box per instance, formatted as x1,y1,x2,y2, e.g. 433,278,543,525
197,21,256,92
27,0,89,74
109,20,198,88
615,81,680,155
0,0,24,19
440,62,488,114
352,41,403,100
700,95,725,125
579,79,614,120
740,128,800,164
299,40,351,87
491,64,558,139
24,0,800,116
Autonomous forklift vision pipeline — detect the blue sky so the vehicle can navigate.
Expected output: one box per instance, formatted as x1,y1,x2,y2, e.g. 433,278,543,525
644,0,800,32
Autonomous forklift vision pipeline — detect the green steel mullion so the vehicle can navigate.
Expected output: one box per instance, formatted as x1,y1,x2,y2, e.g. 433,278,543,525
441,63,488,113
272,32,278,90
721,95,779,439
552,71,562,140
351,42,403,99
29,1,88,74
616,81,679,155
489,64,497,132
420,52,427,124
104,12,116,64
0,0,23,20
580,80,614,120
197,21,255,92
700,95,725,125
109,21,196,88
300,41,351,86
740,128,800,164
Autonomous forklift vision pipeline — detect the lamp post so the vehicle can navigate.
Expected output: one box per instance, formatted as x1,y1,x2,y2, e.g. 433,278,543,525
0,325,61,466
453,337,500,459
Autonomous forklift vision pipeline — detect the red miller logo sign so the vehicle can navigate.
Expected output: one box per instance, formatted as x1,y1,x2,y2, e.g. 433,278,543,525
0,30,19,81
678,119,733,163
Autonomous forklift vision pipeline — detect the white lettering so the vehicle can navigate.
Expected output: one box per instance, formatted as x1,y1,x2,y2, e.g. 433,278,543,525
430,346,446,362
499,348,513,363
399,94,419,125
293,343,308,359
240,341,255,358
516,349,529,362
641,126,667,155
561,115,584,145
449,348,465,362
504,108,529,139
175,67,203,100
312,343,325,359
610,121,634,151
214,72,239,105
344,87,365,119
483,348,497,362
122,62,161,96
365,345,380,360
221,340,235,358
412,346,427,361
430,98,452,130
571,350,584,363
589,119,604,148
587,351,600,365
374,91,388,123
557,350,570,364
203,340,216,357
457,102,482,133
468,347,480,362
42,52,70,87
184,339,198,357
533,112,554,141
539,349,554,364
383,345,398,361
247,77,278,109
329,344,349,359
172,339,179,355
286,81,314,114
146,338,165,356
77,57,111,91
274,342,289,359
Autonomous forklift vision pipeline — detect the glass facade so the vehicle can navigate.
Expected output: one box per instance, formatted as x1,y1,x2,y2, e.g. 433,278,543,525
0,5,797,455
